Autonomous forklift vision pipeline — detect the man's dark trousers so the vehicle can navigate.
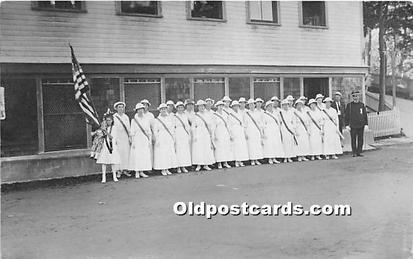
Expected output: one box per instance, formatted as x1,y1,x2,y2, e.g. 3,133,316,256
350,127,364,155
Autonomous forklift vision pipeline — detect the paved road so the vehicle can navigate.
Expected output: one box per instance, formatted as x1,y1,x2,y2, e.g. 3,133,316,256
2,144,413,259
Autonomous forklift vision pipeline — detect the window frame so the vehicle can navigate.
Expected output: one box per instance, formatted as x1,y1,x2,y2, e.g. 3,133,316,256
31,1,87,13
299,1,328,29
115,1,163,18
186,1,227,23
246,1,281,26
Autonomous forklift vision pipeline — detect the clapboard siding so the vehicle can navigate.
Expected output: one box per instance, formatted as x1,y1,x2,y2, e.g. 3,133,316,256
0,1,363,67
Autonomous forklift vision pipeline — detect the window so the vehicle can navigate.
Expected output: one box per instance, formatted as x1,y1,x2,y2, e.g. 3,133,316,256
42,79,87,152
301,1,326,27
283,78,300,99
89,78,120,121
254,78,280,100
165,78,191,102
124,78,161,117
188,1,225,21
248,1,279,24
194,78,225,102
117,1,161,17
229,77,250,101
32,1,86,12
303,78,329,99
1,79,38,157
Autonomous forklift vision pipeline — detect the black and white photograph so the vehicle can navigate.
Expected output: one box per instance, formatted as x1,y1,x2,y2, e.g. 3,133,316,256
1,0,413,258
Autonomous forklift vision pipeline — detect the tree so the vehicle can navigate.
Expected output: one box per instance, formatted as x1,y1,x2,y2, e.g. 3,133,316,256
363,1,413,111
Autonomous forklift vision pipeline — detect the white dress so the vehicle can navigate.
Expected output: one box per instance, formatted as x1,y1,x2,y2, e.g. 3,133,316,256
112,113,131,171
307,110,325,156
212,111,233,162
152,115,177,170
244,110,264,160
96,125,121,165
279,110,297,158
322,108,343,155
262,111,285,158
191,112,215,165
228,111,249,161
173,113,192,167
128,115,152,171
293,110,311,156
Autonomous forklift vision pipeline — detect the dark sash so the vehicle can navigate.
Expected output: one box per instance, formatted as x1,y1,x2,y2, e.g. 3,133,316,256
132,117,150,141
279,111,298,145
306,111,322,131
223,109,230,115
114,114,130,137
264,111,283,142
195,113,215,149
294,111,309,133
156,117,175,142
229,112,242,126
174,114,190,135
322,109,344,139
213,112,231,134
246,111,262,137
104,125,113,154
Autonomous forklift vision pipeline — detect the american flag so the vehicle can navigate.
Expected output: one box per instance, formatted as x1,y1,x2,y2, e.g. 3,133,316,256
70,45,100,130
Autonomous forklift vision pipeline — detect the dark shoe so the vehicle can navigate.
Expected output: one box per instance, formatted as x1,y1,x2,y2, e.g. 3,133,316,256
356,153,363,157
352,154,356,157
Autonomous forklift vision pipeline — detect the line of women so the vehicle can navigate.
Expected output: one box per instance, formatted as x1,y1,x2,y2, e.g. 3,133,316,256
92,94,343,183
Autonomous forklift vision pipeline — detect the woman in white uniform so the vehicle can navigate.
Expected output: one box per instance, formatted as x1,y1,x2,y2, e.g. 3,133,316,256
191,100,215,171
229,101,249,167
293,100,310,162
129,103,152,178
279,99,297,163
112,101,131,178
322,97,343,159
307,99,325,160
244,99,264,165
212,101,233,169
173,101,192,173
96,111,120,183
262,101,282,164
153,103,177,176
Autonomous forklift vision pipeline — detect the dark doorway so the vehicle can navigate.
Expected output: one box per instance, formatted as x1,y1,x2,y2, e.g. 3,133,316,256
304,78,329,99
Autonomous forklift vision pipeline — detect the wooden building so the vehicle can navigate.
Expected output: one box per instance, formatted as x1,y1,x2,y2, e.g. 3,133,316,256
0,1,368,183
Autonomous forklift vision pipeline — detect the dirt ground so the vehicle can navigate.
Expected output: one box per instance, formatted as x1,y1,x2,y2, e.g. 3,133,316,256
2,143,413,259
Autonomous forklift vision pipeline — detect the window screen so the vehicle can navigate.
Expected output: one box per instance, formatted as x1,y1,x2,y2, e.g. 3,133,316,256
283,78,301,99
194,78,225,103
229,77,250,101
302,1,326,27
165,78,190,103
254,78,280,101
90,78,120,121
124,78,161,117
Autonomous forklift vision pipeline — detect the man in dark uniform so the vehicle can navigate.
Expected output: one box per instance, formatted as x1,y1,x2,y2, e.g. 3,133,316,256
345,91,369,157
331,91,346,133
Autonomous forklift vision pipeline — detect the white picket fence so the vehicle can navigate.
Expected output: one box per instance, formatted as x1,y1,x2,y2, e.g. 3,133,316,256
367,108,401,138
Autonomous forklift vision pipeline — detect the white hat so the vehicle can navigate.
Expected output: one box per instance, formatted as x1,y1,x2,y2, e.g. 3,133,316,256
157,103,167,110
166,100,174,106
294,99,304,106
175,101,184,108
184,99,194,106
140,99,151,106
113,101,126,109
308,98,317,105
323,97,333,103
134,103,145,111
281,99,289,105
315,94,324,100
334,91,342,96
271,96,280,102
205,98,214,103
195,100,206,106
230,100,240,107
247,98,255,104
299,96,308,100
222,96,231,102
286,95,294,101
239,97,247,103
265,100,273,107
215,100,224,107
255,97,264,103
